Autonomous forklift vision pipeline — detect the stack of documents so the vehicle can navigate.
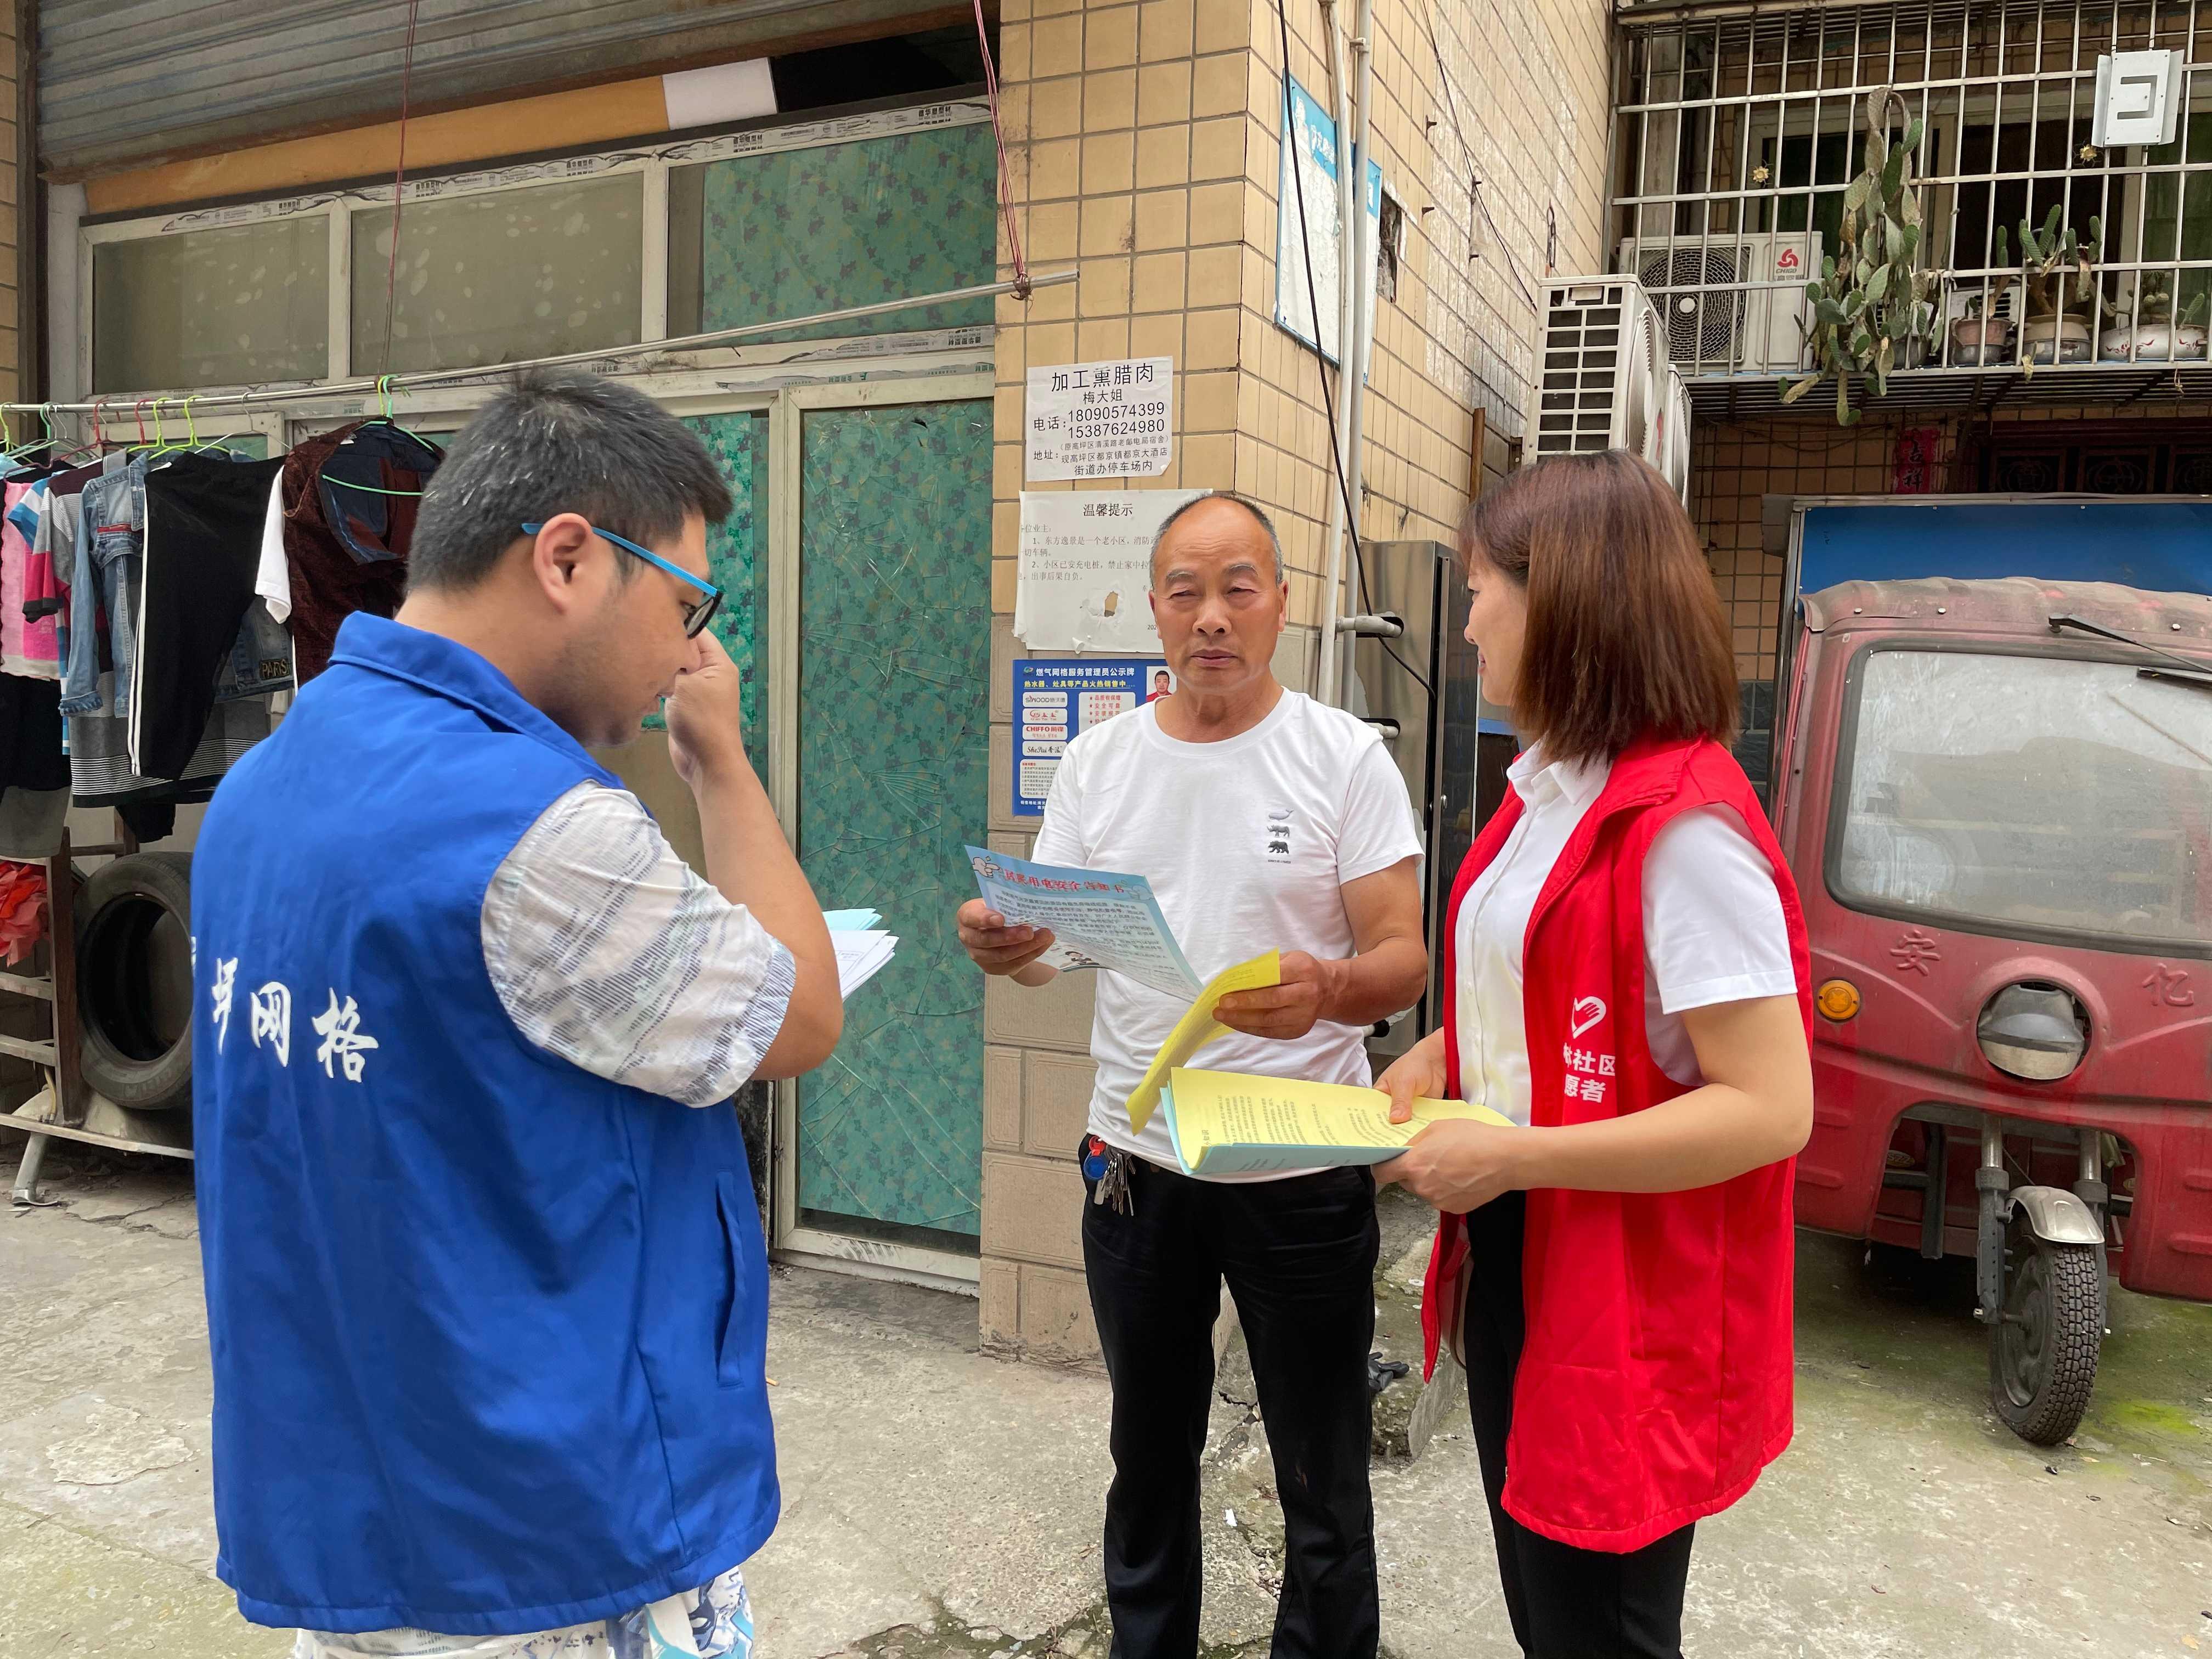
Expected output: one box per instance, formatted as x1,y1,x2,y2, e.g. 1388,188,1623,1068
1159,1068,1513,1176
963,846,1200,997
824,909,896,998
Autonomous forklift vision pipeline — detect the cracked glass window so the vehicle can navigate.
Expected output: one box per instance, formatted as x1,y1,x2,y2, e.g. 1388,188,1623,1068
794,400,992,1249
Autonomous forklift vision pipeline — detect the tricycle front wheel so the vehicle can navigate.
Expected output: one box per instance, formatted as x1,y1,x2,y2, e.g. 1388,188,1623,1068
1989,1217,2101,1445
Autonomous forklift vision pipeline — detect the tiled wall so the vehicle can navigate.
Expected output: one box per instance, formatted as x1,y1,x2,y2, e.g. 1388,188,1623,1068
1696,403,2212,680
980,0,1612,1361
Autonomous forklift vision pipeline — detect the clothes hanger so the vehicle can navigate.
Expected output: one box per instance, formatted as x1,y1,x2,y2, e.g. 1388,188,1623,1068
50,399,109,466
142,398,190,464
324,377,429,498
4,404,64,465
358,375,439,449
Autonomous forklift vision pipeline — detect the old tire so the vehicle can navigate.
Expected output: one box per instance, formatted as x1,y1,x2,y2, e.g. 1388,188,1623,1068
75,853,196,1113
1988,1216,2101,1446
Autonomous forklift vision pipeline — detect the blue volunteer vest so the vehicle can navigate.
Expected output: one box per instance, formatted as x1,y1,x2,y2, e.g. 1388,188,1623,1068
190,613,778,1635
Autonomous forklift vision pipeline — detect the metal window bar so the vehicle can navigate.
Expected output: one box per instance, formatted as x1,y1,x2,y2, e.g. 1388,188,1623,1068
1610,0,2211,387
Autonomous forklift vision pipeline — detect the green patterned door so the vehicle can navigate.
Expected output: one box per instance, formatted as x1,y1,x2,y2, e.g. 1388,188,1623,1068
675,411,770,778
795,400,992,1250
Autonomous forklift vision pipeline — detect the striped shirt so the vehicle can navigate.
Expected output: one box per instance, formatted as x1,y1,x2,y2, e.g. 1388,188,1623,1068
481,781,794,1105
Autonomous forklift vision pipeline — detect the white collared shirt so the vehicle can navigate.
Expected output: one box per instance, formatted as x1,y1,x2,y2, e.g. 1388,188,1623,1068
1454,745,1796,1124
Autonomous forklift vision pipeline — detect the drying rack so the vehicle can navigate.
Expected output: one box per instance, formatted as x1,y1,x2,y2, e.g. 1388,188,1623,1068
4,815,189,1206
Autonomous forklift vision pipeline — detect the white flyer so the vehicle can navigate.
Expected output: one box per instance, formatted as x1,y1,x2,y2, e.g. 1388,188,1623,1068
1025,357,1175,481
1013,488,1203,653
965,845,1201,999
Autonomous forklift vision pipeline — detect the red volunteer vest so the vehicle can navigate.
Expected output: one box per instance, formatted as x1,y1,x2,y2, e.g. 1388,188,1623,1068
1418,734,1812,1553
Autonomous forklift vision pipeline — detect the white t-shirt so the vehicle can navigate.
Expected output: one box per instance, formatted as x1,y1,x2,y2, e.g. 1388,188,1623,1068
1032,690,1425,1180
1455,744,1796,1126
257,471,293,624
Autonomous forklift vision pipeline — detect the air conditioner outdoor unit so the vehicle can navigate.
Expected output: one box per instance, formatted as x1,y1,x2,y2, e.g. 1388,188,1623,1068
1619,233,1822,375
1524,276,1691,505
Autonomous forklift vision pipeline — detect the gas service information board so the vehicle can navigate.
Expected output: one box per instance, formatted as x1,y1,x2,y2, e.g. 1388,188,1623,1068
1025,357,1175,481
1012,657,1175,817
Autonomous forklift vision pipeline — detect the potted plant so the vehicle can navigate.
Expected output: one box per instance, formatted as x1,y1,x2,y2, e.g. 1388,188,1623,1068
1779,86,1939,425
1948,279,2017,366
2012,207,2108,366
2098,272,2211,363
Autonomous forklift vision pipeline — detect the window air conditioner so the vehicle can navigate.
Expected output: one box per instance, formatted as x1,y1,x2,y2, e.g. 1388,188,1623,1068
1618,234,1822,375
1525,277,1692,505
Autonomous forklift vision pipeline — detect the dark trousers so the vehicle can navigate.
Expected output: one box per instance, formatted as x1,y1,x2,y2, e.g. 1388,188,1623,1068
1462,1193,1697,1659
1081,1150,1381,1659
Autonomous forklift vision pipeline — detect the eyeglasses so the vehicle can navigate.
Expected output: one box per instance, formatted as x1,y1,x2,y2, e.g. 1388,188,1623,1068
522,521,723,638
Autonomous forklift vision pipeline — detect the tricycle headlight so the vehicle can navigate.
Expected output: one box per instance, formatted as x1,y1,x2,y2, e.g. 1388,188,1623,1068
1977,982,2089,1082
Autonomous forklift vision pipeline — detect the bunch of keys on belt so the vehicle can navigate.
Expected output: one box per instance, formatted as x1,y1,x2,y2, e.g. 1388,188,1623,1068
1082,1133,1134,1215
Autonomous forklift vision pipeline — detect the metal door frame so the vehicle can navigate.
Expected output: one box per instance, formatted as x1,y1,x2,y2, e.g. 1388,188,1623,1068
769,371,994,1294
278,357,994,1292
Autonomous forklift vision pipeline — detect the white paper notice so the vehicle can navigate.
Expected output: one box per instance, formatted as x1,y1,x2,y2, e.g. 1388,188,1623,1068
965,845,1201,999
1025,357,1175,481
1013,488,1203,653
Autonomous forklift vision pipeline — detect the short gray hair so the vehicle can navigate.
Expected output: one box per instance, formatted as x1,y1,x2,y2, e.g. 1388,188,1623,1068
1150,490,1284,586
408,371,733,592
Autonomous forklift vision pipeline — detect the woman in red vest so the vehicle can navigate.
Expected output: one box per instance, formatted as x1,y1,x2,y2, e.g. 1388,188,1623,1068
1376,450,1814,1658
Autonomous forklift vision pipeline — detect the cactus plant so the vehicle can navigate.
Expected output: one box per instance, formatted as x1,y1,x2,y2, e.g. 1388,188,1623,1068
2006,206,2112,373
1780,87,1939,426
2122,269,2207,328
2010,206,2106,320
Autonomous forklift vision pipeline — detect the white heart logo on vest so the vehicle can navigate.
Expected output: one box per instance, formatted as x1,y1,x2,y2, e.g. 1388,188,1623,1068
1570,996,1607,1039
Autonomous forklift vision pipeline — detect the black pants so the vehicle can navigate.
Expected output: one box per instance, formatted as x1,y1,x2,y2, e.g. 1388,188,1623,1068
138,454,286,781
1463,1193,1696,1658
1081,1149,1381,1659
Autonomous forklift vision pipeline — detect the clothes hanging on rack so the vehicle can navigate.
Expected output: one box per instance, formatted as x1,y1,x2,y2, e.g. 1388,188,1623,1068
23,455,125,688
256,472,292,625
0,482,43,679
0,674,70,793
0,787,69,859
71,459,149,720
134,455,289,780
283,421,442,682
63,448,275,804
68,686,265,806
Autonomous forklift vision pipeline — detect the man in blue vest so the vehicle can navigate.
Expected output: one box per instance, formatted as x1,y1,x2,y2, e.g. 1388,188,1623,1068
191,371,842,1659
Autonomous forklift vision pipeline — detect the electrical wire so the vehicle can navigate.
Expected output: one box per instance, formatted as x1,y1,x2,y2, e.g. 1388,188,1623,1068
1421,11,1539,315
1272,0,1430,697
973,0,1030,295
381,0,423,374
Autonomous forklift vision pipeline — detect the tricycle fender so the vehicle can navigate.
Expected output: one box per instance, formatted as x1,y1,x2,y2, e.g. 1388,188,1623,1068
2008,1184,2103,1246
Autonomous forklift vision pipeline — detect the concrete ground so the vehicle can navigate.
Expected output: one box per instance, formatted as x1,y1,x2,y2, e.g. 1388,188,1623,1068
3,1132,2209,1659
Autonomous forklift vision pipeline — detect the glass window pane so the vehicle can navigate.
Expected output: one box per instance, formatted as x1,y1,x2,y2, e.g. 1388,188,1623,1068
667,125,995,343
93,218,330,393
1836,649,2212,950
354,175,642,375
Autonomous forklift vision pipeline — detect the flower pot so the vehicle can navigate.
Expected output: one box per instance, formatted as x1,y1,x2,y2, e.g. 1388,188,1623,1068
2098,321,2211,363
2019,315,2093,365
1949,315,2016,366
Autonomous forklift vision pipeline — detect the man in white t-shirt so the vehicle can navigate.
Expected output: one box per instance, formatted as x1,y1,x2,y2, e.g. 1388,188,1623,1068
956,493,1426,1659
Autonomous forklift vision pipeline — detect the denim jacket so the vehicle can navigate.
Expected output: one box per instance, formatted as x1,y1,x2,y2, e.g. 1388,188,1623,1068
65,461,145,718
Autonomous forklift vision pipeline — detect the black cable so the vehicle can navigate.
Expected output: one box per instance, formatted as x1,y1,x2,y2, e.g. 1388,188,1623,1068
1421,12,1539,314
1273,0,1431,697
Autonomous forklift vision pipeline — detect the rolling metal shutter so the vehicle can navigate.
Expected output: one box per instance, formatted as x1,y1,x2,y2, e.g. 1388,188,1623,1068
38,0,958,177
